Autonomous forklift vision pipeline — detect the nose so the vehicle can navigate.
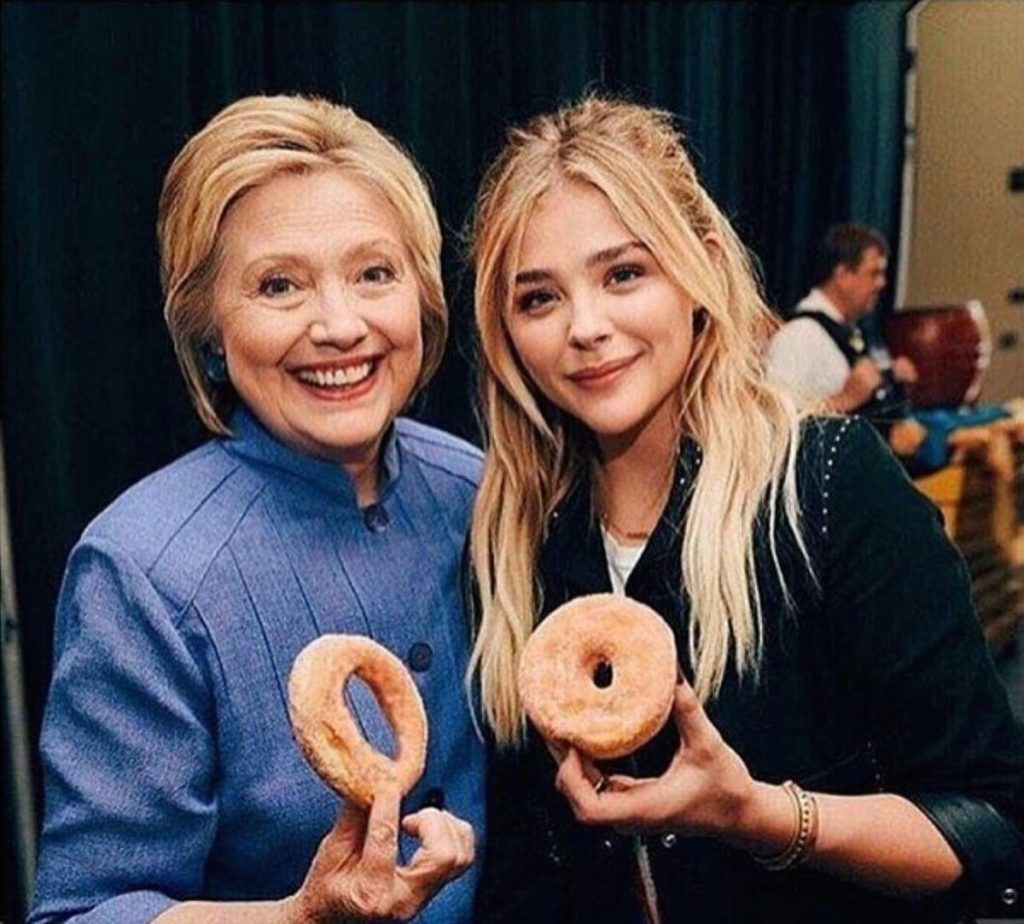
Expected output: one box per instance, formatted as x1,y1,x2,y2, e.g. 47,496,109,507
307,285,369,348
567,294,613,350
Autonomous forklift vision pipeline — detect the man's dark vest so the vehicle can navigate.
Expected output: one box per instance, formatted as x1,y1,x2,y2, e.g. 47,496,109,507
799,310,910,437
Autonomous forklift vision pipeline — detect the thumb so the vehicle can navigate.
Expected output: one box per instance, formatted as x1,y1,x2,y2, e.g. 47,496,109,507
671,681,717,750
359,779,402,880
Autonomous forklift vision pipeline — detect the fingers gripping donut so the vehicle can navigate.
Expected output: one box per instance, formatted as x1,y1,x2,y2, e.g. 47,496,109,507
518,594,677,760
288,635,428,808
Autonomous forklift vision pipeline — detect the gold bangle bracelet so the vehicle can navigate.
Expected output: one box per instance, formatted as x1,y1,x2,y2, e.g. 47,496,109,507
791,784,820,870
752,780,820,872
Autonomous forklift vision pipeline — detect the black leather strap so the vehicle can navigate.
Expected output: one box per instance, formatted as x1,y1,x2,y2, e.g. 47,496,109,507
799,310,866,365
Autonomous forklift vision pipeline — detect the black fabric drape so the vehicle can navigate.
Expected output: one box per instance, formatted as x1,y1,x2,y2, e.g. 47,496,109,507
1,3,910,919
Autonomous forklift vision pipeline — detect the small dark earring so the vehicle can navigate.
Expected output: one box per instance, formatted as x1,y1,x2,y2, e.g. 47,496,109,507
201,344,228,384
693,306,709,335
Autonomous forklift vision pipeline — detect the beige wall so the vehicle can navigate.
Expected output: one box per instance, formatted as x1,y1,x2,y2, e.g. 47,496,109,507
903,0,1024,402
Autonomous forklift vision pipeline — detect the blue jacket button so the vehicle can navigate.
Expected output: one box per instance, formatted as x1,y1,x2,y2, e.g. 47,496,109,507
421,787,445,809
408,642,433,672
363,504,390,533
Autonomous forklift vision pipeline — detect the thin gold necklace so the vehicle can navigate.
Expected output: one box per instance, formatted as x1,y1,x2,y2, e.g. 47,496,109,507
595,464,677,543
599,510,654,542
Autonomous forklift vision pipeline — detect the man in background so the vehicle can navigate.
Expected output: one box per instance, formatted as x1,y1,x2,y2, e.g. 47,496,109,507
766,223,918,431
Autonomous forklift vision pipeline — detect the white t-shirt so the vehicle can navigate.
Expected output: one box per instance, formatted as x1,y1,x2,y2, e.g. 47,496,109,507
765,288,851,403
600,525,646,594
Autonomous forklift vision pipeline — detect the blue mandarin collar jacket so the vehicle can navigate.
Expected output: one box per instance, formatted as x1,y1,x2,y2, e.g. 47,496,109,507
32,408,486,924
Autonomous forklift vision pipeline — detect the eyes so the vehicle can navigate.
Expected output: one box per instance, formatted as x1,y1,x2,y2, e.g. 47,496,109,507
517,289,557,313
257,274,297,298
253,262,399,302
360,264,397,285
516,263,646,314
608,264,644,286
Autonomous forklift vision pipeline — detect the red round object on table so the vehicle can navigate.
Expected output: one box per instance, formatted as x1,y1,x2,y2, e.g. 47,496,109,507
884,302,990,409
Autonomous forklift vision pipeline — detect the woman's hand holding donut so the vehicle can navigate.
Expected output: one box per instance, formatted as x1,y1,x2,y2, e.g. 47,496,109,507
554,681,771,844
286,781,475,923
523,601,800,852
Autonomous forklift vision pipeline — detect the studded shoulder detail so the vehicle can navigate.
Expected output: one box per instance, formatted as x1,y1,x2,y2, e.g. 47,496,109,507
819,416,854,538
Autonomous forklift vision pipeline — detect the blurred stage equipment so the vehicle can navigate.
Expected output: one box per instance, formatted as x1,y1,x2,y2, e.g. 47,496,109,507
884,300,991,408
890,301,1023,653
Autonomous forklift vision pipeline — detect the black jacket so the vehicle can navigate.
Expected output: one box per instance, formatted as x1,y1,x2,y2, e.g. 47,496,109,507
476,417,1024,923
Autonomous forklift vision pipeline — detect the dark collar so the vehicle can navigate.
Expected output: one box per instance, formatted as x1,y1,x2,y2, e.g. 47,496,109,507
538,438,703,606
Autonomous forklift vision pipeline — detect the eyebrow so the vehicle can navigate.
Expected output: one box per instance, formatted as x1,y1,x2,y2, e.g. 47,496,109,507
344,238,405,260
241,238,404,273
514,240,648,285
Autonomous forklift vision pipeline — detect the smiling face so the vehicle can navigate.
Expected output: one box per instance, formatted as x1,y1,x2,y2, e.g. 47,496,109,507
211,168,423,468
505,180,697,455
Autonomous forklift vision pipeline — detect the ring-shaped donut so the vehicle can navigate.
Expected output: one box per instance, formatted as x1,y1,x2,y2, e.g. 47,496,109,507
288,634,427,808
518,594,677,760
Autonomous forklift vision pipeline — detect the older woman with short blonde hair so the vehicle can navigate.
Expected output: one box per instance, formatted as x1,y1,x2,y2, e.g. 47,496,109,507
30,95,483,924
159,95,449,435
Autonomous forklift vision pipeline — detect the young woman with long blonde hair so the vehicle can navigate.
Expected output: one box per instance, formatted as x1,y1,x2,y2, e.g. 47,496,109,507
467,97,1022,924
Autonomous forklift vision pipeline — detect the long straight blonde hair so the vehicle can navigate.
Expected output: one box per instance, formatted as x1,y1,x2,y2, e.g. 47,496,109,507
468,98,811,748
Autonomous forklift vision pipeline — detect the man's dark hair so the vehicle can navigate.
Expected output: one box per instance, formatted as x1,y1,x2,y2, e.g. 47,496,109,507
812,223,889,285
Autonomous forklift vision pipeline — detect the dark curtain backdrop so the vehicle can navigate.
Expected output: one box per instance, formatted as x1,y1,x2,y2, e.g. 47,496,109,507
1,2,910,918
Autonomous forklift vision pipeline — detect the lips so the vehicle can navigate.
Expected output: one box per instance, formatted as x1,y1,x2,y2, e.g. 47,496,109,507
295,361,373,388
567,355,638,384
290,356,382,397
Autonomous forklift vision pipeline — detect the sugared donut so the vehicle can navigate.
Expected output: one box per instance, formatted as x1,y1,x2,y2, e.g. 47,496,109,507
288,634,427,809
518,594,677,760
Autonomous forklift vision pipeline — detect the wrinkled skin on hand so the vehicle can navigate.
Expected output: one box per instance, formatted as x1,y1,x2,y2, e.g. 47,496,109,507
287,781,475,923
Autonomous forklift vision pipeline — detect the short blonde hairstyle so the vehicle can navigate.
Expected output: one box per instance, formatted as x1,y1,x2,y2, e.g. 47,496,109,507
468,97,809,746
158,95,447,433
